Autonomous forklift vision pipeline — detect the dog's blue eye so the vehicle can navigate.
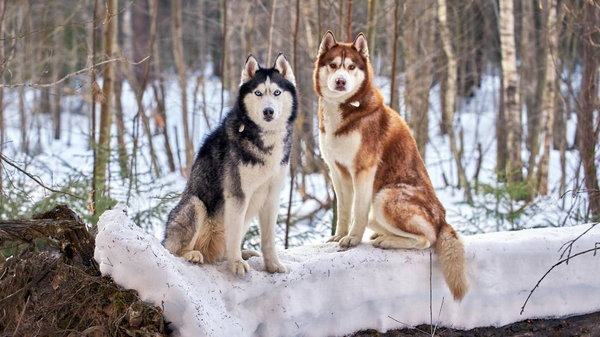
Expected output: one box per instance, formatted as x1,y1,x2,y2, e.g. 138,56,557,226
254,90,262,96
274,90,281,96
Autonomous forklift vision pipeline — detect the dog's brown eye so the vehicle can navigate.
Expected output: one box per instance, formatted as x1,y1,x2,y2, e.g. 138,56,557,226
348,64,356,70
329,63,337,69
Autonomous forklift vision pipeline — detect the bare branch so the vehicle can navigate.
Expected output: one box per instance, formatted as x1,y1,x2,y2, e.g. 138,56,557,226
0,153,84,200
0,56,149,89
520,245,600,315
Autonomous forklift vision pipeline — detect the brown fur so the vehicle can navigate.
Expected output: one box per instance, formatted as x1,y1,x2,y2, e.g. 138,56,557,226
314,31,468,300
192,218,225,264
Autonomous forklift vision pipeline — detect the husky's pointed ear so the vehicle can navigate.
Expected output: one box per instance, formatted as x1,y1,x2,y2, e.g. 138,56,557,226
352,33,369,59
318,30,337,56
273,53,295,85
241,55,260,84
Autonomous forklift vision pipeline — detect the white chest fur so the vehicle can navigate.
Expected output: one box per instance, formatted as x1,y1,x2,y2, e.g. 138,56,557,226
238,131,287,192
319,101,362,170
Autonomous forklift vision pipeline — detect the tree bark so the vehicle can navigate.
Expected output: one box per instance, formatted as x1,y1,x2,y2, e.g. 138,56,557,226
345,0,352,42
266,0,277,65
438,0,472,202
578,0,600,220
389,1,400,113
113,79,129,179
93,0,117,200
498,0,524,183
367,0,377,50
0,0,6,197
536,0,558,196
522,0,540,182
404,0,433,158
172,0,193,176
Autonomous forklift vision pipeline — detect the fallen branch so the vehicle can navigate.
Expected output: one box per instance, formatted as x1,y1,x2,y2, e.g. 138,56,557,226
0,56,149,89
520,245,600,315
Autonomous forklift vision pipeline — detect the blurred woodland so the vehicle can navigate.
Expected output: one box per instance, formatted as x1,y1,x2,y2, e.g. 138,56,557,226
0,0,598,242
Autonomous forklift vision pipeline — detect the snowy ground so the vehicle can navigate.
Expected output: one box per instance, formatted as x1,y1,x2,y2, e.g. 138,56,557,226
95,208,600,337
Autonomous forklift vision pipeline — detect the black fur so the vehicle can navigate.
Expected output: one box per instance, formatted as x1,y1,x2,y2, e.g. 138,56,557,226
167,66,297,223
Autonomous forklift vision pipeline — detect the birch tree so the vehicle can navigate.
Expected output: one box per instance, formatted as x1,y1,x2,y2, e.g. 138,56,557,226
498,0,523,183
438,0,472,202
536,0,558,196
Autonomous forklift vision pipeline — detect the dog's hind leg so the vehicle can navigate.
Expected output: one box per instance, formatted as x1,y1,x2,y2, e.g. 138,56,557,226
370,188,437,250
163,196,209,264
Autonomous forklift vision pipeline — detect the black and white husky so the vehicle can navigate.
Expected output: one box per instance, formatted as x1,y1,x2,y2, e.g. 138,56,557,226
163,54,297,275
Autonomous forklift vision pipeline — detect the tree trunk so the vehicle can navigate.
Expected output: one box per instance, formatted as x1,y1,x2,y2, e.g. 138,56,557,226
367,0,377,50
498,0,523,183
404,0,433,158
389,1,400,113
522,0,540,182
536,0,558,196
172,0,193,176
113,79,129,179
345,0,352,42
0,0,6,197
338,0,345,39
578,0,600,220
437,0,472,203
219,0,227,120
266,0,277,65
148,0,175,173
93,0,117,201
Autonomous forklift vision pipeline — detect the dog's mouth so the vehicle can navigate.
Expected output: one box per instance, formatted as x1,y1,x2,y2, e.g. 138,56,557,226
263,116,274,122
334,84,346,91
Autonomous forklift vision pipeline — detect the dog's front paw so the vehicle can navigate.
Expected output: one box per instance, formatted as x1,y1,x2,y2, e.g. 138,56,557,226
265,260,288,274
339,235,361,248
242,249,261,260
326,234,347,243
228,259,250,276
183,250,204,264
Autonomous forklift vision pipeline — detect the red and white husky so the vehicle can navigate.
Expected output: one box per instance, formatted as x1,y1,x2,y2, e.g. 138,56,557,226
314,31,468,300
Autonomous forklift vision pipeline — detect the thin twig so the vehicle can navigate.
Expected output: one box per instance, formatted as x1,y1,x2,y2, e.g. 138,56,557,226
429,249,433,335
12,295,30,337
520,246,600,315
0,56,149,89
559,222,599,264
432,297,445,337
0,153,84,200
387,315,430,336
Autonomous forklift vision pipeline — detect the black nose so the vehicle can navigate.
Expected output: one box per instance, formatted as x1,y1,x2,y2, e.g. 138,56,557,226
263,107,274,120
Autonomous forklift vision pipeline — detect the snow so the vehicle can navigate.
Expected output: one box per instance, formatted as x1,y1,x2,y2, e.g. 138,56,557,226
95,208,600,337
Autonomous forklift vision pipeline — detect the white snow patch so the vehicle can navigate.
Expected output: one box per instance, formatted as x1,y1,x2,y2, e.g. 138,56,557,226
95,209,600,337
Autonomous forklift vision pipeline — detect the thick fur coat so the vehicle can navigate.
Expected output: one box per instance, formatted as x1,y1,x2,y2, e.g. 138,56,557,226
163,54,297,275
314,31,468,300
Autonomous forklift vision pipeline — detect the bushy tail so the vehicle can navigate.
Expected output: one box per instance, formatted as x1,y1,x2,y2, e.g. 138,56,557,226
435,222,469,301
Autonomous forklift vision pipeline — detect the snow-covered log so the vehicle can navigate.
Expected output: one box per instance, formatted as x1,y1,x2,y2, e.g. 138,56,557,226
94,208,600,337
